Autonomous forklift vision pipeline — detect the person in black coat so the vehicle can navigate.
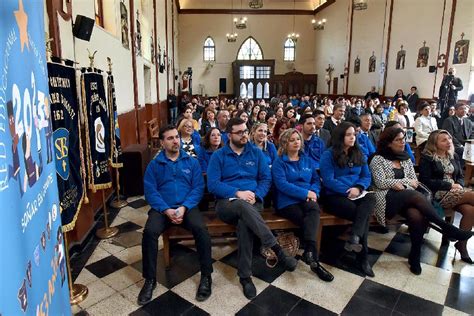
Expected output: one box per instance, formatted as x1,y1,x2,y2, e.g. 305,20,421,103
419,130,474,264
313,110,331,146
406,86,419,113
442,103,474,160
438,67,463,117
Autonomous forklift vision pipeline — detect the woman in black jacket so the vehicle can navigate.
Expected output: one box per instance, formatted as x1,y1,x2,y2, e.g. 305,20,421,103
419,130,474,264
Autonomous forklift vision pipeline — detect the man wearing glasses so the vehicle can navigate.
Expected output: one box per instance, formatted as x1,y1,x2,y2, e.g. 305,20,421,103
207,118,297,300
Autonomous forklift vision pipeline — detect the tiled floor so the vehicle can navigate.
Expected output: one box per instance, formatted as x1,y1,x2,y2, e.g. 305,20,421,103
70,196,474,315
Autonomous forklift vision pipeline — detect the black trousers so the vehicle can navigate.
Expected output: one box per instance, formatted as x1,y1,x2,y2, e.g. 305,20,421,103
321,193,375,256
215,199,277,279
141,208,213,280
277,201,320,259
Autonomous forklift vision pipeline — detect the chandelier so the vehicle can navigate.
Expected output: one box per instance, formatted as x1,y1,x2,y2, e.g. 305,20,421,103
287,0,299,42
234,16,248,29
249,0,263,9
227,0,238,42
353,0,368,10
312,18,326,30
226,32,238,42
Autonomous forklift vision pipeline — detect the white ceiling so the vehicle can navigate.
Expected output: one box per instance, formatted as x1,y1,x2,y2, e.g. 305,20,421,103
179,0,324,11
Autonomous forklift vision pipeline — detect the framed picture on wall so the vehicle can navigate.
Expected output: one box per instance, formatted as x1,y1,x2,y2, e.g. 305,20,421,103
453,33,469,64
396,45,406,70
368,52,376,73
354,56,360,74
417,41,429,68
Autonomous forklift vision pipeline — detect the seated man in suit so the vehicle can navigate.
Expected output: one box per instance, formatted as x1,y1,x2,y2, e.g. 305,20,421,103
139,125,213,305
323,103,346,135
442,103,474,159
313,110,331,146
207,118,297,300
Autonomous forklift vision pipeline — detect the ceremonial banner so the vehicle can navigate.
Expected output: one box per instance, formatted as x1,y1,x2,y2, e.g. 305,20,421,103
0,0,71,314
81,71,112,190
47,62,86,232
107,73,123,168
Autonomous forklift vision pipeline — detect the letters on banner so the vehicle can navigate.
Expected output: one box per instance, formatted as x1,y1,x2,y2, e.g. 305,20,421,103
0,0,71,314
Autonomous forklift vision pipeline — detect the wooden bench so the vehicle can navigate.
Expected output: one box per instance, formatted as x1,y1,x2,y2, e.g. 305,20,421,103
162,208,455,268
145,118,160,150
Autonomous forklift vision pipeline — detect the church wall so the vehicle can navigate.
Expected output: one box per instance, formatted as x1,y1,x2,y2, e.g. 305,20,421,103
178,14,316,96
314,0,473,100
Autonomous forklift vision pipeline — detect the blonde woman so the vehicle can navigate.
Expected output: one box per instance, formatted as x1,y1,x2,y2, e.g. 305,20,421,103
272,129,333,282
250,122,277,166
178,118,200,158
419,130,474,264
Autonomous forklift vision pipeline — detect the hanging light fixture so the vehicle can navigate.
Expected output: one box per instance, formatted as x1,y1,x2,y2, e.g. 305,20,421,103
353,0,368,10
227,0,238,42
249,0,263,9
235,0,247,29
287,0,299,42
311,18,326,30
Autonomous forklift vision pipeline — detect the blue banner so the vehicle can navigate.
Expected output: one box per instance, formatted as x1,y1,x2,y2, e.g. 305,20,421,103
0,0,72,315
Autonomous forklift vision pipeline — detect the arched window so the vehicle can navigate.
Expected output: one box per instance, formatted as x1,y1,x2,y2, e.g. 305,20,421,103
237,37,263,60
264,82,270,98
203,37,215,61
240,83,247,98
247,82,254,99
256,82,263,99
284,38,295,61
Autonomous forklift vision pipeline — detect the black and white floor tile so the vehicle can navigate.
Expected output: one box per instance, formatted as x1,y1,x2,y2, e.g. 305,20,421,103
70,196,474,315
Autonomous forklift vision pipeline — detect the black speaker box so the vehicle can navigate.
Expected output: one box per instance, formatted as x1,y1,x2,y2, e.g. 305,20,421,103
429,65,436,73
73,15,94,41
219,78,226,93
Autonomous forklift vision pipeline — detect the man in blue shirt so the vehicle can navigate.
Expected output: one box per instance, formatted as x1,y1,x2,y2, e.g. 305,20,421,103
300,114,326,169
207,118,297,300
139,126,213,305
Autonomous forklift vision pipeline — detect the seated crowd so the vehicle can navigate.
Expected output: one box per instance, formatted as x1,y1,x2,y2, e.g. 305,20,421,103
137,90,474,306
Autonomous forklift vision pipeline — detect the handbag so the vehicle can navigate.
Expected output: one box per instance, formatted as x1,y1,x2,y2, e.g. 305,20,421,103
260,232,299,268
416,182,433,202
416,183,445,217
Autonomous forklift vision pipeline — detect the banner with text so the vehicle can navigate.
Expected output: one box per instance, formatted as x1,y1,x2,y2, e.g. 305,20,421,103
81,72,112,191
47,62,86,232
0,0,72,314
107,74,123,168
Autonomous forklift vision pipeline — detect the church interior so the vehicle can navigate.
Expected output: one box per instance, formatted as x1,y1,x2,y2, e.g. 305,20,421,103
2,0,474,315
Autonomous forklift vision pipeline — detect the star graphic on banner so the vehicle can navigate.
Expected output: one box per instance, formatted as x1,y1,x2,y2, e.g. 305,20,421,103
14,0,29,52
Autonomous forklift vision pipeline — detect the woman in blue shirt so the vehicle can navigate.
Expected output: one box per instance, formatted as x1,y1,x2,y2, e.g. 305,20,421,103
272,129,334,282
198,127,223,173
250,122,277,167
320,122,376,277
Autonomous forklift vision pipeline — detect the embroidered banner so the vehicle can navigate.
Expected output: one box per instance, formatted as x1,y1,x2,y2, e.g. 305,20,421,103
47,62,86,232
81,71,112,191
0,0,71,314
107,73,123,168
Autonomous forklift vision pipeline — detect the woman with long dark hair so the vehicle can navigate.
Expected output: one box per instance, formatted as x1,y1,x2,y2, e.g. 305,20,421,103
272,129,333,282
419,130,474,264
198,127,223,172
320,122,376,277
370,127,472,274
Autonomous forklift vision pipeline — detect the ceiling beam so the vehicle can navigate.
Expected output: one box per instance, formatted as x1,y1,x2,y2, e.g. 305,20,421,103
178,9,315,15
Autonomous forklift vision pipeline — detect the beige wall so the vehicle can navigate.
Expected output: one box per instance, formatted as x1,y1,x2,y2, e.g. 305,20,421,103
314,0,473,100
178,14,316,96
50,0,178,114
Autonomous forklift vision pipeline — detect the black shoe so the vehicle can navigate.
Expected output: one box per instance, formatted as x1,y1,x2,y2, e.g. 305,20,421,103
358,259,375,277
408,253,422,275
302,252,334,282
344,234,363,253
240,277,257,300
409,261,422,275
196,275,212,302
454,242,473,265
137,278,157,305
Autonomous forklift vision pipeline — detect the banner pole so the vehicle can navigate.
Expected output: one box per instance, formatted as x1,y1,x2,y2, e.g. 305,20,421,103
64,233,88,305
110,168,128,209
96,190,119,239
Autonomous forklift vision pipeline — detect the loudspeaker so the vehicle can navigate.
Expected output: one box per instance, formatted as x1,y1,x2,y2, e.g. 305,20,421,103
73,15,94,41
219,78,226,93
429,65,436,73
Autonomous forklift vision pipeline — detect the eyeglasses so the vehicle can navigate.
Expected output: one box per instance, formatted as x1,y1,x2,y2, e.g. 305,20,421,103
230,129,249,136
